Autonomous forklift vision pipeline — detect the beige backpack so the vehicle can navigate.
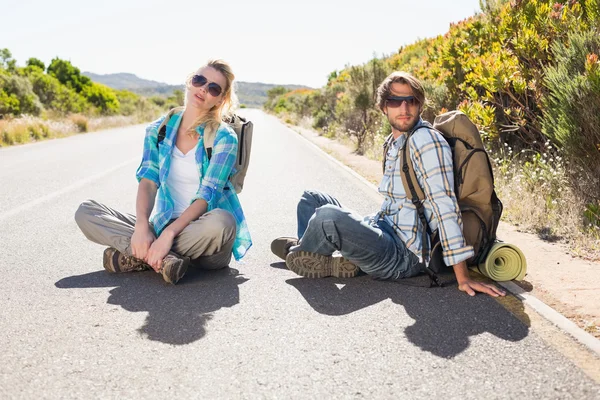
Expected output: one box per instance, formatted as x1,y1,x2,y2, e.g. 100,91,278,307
157,107,253,194
383,110,503,286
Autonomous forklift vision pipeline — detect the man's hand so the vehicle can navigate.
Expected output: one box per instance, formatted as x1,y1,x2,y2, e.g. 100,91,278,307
145,232,174,272
458,279,506,297
131,222,155,262
453,260,506,298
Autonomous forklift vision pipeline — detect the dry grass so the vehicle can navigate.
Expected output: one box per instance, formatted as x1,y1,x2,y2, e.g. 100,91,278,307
493,141,600,260
0,112,160,148
0,115,77,145
88,115,138,131
69,114,89,132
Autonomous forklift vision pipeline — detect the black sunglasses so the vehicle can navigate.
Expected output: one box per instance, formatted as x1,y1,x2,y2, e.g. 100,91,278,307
191,74,223,97
386,95,419,108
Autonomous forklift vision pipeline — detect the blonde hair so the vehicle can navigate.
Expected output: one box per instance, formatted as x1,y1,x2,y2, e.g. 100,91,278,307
184,59,238,137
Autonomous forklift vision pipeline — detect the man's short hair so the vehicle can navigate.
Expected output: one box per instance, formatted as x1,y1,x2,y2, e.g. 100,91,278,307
376,71,426,112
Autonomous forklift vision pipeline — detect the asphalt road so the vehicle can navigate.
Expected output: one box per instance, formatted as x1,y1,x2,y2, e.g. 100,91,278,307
1,109,598,399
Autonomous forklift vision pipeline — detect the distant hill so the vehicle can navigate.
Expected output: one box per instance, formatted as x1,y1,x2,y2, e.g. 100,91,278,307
83,72,311,108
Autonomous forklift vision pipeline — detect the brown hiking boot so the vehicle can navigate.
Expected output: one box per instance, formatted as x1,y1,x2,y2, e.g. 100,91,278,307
160,254,190,285
285,250,360,278
271,237,299,260
103,247,150,273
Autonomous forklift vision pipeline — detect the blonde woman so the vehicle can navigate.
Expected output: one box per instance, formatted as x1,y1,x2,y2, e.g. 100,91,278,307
75,60,252,284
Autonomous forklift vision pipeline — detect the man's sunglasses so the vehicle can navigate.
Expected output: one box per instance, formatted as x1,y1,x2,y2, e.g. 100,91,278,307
191,74,223,97
386,95,419,108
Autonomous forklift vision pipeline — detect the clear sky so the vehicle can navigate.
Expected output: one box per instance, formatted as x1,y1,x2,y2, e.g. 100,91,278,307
1,0,482,88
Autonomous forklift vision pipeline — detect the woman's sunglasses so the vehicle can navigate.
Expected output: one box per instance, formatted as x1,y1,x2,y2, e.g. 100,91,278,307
191,74,223,97
386,95,419,108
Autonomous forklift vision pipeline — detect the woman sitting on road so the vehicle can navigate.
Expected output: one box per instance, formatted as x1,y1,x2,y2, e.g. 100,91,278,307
74,59,252,284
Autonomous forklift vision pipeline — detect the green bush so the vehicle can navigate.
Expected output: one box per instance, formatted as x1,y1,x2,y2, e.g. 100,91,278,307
132,97,162,122
0,70,43,116
167,90,184,108
149,96,166,108
273,97,290,114
312,109,330,129
115,89,140,116
0,89,20,115
421,80,450,123
26,69,87,115
541,28,600,201
263,86,290,110
82,82,120,115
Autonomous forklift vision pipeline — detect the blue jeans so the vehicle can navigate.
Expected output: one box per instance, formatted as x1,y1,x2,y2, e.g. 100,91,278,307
295,190,422,280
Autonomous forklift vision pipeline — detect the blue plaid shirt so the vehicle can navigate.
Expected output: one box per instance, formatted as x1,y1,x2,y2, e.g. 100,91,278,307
136,111,252,261
378,119,473,266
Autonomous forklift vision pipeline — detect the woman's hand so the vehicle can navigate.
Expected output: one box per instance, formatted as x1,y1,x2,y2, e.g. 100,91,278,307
145,232,174,272
131,222,155,262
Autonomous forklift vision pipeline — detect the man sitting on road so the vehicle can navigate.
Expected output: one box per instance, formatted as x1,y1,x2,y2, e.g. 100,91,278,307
271,71,505,298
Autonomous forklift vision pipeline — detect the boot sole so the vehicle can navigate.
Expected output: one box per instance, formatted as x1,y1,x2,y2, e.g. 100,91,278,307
285,251,359,278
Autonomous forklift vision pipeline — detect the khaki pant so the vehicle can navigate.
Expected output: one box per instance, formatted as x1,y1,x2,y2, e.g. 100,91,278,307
75,200,236,270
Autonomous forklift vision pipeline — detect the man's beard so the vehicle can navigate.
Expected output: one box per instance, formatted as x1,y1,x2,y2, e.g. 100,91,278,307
389,115,418,133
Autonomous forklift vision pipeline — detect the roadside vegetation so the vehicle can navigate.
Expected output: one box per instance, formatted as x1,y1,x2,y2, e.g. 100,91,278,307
264,0,600,260
0,49,183,146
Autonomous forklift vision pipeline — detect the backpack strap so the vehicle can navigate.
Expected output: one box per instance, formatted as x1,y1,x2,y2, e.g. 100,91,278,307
156,107,217,160
383,130,425,201
401,126,443,288
401,134,426,202
157,124,166,145
156,106,184,147
382,133,394,174
203,127,215,161
203,115,245,162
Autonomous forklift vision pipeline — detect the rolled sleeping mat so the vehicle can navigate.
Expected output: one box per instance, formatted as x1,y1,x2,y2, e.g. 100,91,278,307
473,242,527,281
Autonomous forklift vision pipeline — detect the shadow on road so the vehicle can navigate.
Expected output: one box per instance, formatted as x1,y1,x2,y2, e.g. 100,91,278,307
285,271,530,359
55,267,248,346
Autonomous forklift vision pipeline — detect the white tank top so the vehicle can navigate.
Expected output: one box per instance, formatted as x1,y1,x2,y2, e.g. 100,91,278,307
166,144,201,218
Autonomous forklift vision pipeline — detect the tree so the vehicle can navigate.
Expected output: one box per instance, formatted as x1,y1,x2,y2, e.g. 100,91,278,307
47,58,91,93
0,48,16,72
26,57,45,71
342,58,389,154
